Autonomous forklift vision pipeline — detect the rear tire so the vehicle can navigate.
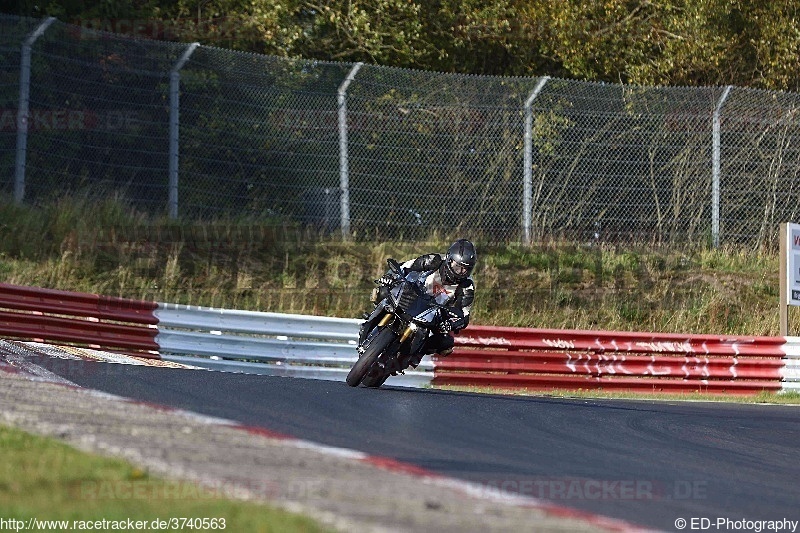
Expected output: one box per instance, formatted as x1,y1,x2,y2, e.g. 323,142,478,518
346,328,395,387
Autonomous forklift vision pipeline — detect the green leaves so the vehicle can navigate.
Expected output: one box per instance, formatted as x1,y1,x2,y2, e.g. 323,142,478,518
14,0,800,90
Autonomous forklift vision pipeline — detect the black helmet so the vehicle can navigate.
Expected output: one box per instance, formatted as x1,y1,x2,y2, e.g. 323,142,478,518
442,239,477,283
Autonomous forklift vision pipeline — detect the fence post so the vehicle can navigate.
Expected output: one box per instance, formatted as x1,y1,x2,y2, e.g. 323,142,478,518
712,85,733,248
523,76,550,245
337,62,363,241
14,16,56,204
168,43,199,220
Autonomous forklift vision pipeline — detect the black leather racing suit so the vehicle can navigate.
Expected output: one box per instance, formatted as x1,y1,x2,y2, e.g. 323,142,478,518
369,252,475,359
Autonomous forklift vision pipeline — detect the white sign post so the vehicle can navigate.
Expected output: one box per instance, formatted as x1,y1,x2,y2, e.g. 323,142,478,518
779,222,800,335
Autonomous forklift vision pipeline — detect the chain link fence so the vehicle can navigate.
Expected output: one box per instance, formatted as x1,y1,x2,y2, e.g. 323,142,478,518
2,14,799,248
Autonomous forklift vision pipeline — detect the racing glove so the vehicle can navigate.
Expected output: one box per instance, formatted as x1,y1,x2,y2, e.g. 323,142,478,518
450,316,467,332
443,309,467,333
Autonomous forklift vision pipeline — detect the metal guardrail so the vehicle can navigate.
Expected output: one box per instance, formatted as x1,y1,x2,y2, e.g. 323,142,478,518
160,354,435,388
0,282,797,393
0,283,159,355
779,339,800,392
443,326,797,394
154,303,434,387
155,304,362,340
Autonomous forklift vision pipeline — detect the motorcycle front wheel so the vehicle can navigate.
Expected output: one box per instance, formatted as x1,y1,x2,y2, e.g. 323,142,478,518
346,327,395,387
361,370,390,388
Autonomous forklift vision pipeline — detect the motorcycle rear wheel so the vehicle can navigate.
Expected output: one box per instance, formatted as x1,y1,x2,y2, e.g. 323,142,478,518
346,327,394,387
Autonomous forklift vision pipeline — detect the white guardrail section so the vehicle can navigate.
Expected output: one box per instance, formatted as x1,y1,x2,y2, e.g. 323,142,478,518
780,337,800,392
153,303,434,388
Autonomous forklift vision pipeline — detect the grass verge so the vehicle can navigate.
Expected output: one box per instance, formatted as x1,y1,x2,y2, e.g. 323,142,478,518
0,425,329,532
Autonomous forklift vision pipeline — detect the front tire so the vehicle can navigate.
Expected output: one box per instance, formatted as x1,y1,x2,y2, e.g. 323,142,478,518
346,327,395,387
361,371,390,388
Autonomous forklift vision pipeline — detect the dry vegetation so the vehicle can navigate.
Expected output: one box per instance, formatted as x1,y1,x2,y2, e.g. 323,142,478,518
0,195,794,336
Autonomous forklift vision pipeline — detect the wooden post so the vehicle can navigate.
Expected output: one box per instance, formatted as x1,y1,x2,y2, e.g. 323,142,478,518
780,223,788,336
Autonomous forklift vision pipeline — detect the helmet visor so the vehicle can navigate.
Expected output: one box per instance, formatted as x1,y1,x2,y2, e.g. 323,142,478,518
449,259,469,277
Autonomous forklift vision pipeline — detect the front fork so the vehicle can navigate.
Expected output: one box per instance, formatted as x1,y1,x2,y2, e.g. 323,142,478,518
377,312,417,343
358,308,416,357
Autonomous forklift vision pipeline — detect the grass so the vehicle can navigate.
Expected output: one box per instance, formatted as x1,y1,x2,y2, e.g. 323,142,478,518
433,386,800,405
0,193,795,336
0,425,329,532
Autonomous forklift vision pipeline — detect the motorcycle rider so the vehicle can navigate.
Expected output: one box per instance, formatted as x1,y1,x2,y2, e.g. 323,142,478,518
362,238,477,366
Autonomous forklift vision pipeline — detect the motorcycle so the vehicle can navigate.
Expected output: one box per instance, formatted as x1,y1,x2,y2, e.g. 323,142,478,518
346,258,455,388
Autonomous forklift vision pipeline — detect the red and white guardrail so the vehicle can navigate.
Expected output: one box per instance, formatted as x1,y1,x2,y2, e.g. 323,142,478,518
446,326,800,394
1,282,798,394
0,283,160,353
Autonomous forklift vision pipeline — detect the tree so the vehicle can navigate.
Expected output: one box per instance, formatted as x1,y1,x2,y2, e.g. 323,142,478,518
4,0,799,90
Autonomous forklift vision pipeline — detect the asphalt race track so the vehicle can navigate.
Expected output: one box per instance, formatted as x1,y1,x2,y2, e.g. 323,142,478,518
31,356,800,531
